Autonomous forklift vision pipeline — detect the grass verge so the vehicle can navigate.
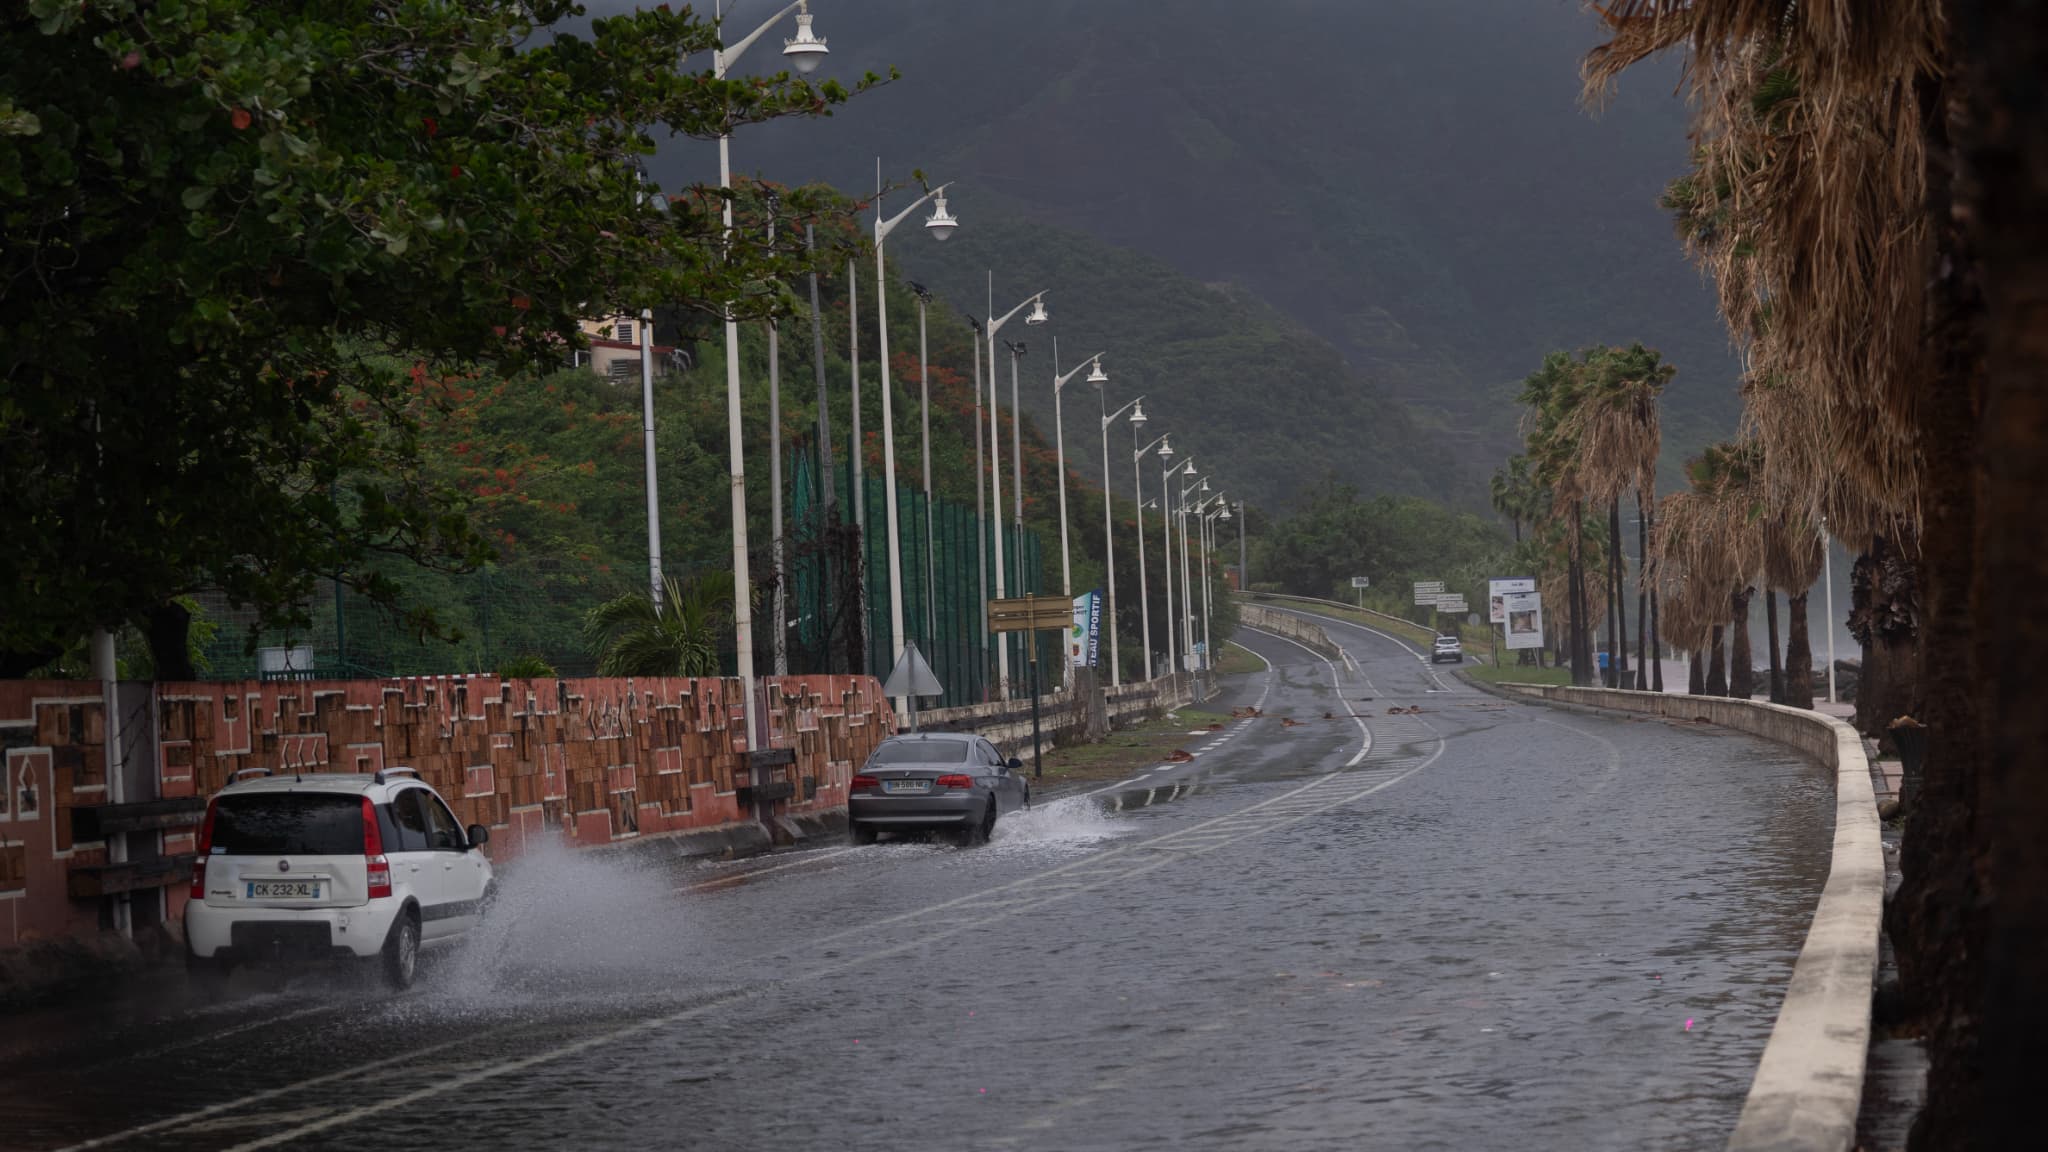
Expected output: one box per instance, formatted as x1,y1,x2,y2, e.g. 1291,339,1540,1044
1026,706,1235,789
1461,662,1571,687
1213,641,1267,677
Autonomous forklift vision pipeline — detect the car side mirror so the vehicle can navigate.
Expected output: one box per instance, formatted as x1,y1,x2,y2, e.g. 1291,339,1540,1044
466,824,490,847
1006,758,1023,772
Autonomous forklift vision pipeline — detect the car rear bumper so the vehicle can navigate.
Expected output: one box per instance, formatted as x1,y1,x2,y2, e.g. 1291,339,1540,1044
187,898,401,961
848,793,981,828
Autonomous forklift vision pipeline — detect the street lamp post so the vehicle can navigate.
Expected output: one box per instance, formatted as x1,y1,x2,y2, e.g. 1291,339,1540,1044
766,194,787,676
1179,477,1211,671
1049,345,1109,598
1099,392,1147,688
1133,433,1173,680
984,283,1049,697
638,307,663,606
709,0,831,741
872,181,960,703
1202,499,1231,678
1162,458,1195,674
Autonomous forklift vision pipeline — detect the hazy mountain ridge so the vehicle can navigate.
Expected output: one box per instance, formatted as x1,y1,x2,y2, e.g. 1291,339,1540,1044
636,0,1742,504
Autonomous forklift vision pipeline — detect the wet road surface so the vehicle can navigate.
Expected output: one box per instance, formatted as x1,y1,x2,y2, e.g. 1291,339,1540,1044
0,608,1834,1151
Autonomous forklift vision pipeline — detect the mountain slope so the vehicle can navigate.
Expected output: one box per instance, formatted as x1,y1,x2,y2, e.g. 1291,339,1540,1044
630,0,1740,499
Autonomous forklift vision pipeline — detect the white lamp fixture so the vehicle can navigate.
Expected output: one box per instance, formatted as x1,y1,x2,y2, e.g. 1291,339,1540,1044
1130,399,1148,426
924,190,959,241
782,5,829,74
1026,299,1050,326
1157,436,1173,457
1086,361,1109,386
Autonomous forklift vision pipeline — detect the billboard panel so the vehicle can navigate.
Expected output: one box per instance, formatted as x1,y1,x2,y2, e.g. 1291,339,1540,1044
1489,577,1537,624
1503,591,1545,650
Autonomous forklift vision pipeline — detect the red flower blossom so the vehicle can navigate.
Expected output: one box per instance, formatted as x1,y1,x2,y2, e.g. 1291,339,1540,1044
422,116,438,137
511,295,531,311
449,165,463,178
121,51,141,70
230,108,252,130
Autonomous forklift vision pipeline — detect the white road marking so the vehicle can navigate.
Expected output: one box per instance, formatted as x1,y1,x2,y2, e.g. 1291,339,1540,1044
1239,626,1373,765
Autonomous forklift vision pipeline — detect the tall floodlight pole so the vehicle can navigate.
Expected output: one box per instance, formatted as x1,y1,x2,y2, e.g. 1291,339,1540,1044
1203,500,1231,675
1134,432,1173,679
984,284,1050,698
871,180,960,705
1099,392,1147,688
1237,500,1247,590
1049,345,1109,598
766,196,787,676
710,0,830,739
910,283,937,647
807,225,833,514
968,315,988,698
638,308,663,606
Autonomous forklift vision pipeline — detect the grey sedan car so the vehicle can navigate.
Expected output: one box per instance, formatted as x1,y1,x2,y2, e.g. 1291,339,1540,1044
847,732,1030,846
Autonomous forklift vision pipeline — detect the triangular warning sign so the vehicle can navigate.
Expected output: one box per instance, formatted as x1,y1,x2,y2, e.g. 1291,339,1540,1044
882,641,945,698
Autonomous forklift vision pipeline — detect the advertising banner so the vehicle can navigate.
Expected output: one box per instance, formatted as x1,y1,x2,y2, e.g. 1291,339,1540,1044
1070,592,1102,668
1489,577,1537,624
1503,591,1545,650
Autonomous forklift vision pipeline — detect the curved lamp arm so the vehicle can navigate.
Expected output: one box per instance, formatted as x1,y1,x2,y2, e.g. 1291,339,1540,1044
1053,352,1106,394
1105,394,1146,427
716,0,811,76
989,291,1048,338
877,182,955,241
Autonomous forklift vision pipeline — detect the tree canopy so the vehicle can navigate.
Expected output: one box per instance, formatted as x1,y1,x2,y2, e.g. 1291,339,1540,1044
0,0,876,674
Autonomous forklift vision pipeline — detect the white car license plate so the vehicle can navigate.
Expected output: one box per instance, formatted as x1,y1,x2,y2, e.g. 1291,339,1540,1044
883,780,930,794
247,880,323,900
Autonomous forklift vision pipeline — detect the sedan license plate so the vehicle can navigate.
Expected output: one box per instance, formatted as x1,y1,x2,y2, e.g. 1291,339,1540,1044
883,779,931,794
247,880,322,900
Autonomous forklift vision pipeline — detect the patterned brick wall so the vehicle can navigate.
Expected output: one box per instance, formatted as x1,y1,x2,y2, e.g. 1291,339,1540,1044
1,674,895,948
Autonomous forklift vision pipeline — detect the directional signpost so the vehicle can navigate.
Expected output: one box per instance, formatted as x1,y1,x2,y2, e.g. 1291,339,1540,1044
1350,575,1370,607
988,595,1075,777
1412,580,1445,606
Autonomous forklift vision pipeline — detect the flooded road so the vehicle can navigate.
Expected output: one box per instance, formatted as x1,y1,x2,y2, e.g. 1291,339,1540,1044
0,609,1833,1151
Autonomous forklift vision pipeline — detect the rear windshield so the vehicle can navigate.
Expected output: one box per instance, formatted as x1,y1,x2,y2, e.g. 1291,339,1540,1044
872,741,972,765
211,793,364,856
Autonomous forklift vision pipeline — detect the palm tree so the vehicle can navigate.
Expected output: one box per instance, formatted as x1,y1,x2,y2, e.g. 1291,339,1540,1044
1490,455,1538,543
582,571,737,678
1566,344,1670,690
1763,511,1825,710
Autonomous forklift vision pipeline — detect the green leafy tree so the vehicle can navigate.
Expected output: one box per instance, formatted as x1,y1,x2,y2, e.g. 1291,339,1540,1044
0,0,878,676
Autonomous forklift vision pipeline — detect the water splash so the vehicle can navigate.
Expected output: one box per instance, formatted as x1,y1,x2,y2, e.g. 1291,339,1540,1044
988,795,1128,855
428,839,701,1012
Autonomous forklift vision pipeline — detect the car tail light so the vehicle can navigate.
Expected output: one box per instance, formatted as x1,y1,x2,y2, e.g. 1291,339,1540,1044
851,774,880,791
189,798,218,900
936,774,974,790
362,796,392,899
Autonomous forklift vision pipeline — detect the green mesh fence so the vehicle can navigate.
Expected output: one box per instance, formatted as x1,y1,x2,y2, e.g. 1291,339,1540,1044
188,446,1054,703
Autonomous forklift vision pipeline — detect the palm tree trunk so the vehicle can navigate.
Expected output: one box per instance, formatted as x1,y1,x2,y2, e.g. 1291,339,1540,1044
1636,489,1650,690
1706,625,1727,695
1765,590,1784,704
1688,648,1704,695
1650,588,1664,692
1730,587,1755,700
1784,592,1815,710
1952,17,2048,1130
1569,499,1591,686
1609,498,1628,688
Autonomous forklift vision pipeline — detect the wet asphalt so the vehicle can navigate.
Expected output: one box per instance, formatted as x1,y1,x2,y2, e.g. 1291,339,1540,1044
0,608,1833,1151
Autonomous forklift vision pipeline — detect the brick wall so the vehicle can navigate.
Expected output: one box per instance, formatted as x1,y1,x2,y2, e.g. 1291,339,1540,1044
1,674,895,949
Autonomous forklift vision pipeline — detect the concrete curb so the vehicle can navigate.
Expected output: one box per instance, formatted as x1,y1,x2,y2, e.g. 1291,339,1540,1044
1499,685,1881,1152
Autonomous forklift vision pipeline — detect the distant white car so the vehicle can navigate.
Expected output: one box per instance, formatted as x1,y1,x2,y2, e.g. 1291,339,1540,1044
184,769,494,989
1431,635,1464,664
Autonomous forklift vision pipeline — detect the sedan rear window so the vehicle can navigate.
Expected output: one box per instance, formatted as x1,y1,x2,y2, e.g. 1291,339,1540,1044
872,741,971,765
211,793,364,856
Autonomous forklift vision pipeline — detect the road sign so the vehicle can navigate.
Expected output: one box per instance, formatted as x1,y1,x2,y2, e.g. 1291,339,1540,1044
1350,576,1371,589
1434,595,1468,614
882,641,944,698
989,595,1073,633
1412,580,1445,606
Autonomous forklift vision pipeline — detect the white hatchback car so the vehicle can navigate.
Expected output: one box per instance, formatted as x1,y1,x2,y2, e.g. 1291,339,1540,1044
184,768,494,989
